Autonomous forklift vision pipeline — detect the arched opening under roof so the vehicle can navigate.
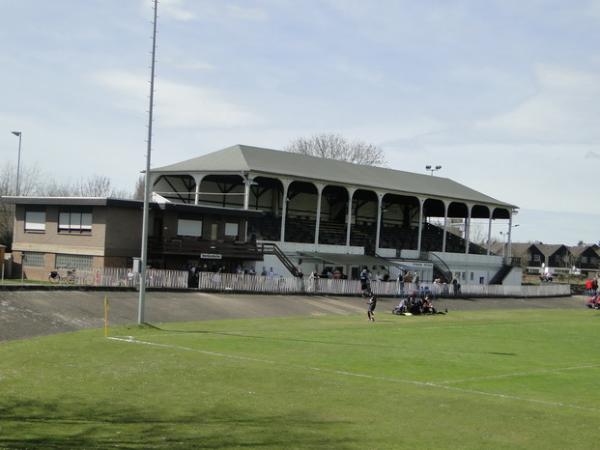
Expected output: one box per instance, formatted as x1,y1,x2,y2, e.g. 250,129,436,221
421,198,446,252
380,194,420,251
318,186,349,246
196,174,245,209
284,181,318,243
153,174,196,204
247,176,283,241
467,205,492,255
350,189,378,254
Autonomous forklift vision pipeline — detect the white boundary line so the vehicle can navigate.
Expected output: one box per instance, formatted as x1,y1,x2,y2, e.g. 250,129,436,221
107,336,598,413
438,363,600,385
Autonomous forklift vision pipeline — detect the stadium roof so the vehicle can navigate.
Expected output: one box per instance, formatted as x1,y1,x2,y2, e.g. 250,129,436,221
152,145,516,210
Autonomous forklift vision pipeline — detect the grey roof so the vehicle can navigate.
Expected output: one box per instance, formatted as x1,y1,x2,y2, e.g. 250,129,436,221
508,242,533,257
0,196,144,208
0,196,263,217
533,244,568,257
152,145,516,209
569,245,599,257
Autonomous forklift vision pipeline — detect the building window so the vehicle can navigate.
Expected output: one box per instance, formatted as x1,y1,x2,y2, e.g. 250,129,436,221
177,219,203,237
56,254,93,270
533,254,541,262
23,252,45,267
225,222,239,237
58,210,92,233
25,210,46,232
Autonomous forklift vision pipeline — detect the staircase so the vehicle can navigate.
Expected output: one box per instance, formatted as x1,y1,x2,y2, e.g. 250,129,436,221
424,252,453,282
259,243,301,277
489,265,511,284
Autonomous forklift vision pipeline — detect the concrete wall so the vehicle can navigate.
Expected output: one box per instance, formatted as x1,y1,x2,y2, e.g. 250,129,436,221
430,251,506,286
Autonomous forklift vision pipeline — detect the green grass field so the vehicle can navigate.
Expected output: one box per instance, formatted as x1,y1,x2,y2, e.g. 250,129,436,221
1,309,599,449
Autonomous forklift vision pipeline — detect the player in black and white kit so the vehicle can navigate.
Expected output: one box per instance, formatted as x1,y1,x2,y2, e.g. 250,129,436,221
367,293,377,322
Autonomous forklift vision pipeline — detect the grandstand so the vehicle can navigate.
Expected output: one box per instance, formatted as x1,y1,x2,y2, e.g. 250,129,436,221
150,145,519,285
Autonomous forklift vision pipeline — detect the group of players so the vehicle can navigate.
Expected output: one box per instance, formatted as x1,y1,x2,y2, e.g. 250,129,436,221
359,267,446,322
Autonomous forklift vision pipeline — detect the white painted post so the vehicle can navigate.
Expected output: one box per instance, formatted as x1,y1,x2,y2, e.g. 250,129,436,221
280,179,291,244
507,212,514,261
193,174,205,205
345,188,356,249
314,184,325,250
442,200,449,253
487,208,494,255
375,192,384,253
465,204,472,254
417,198,425,253
243,174,254,210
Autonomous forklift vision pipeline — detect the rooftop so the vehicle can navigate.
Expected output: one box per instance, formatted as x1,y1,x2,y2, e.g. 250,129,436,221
152,145,516,210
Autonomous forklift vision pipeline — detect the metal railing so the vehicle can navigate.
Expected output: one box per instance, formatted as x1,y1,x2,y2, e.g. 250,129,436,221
197,272,571,297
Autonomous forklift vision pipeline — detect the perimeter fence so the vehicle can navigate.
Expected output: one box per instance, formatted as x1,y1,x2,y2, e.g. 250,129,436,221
197,272,571,298
53,268,188,289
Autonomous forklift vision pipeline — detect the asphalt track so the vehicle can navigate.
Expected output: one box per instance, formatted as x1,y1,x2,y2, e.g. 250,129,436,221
0,290,587,342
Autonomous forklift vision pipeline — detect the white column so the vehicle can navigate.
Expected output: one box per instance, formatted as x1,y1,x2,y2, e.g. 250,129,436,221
487,208,494,255
280,179,292,244
345,187,356,249
375,192,385,253
193,174,205,205
442,200,449,253
507,211,514,261
417,198,425,254
314,184,325,249
243,174,255,210
464,204,472,254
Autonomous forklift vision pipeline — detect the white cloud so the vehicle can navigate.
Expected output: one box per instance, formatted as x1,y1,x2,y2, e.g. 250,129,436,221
226,4,268,21
473,65,600,144
93,70,262,128
173,61,215,71
159,0,196,21
585,151,600,159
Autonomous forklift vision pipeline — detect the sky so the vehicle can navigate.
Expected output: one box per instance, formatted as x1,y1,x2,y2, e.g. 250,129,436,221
0,0,599,245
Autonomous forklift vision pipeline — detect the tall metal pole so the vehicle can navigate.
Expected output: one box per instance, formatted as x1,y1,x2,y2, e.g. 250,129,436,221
138,0,158,324
11,131,22,195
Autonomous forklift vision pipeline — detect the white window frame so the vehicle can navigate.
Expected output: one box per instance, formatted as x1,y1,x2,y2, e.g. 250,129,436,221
177,219,203,237
58,210,93,232
25,210,46,232
225,222,239,237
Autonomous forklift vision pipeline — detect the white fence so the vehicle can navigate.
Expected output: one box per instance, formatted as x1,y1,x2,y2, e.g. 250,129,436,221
197,272,571,297
56,268,188,289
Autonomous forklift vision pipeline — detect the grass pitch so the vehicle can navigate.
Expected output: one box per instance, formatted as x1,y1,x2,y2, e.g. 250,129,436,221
1,308,599,449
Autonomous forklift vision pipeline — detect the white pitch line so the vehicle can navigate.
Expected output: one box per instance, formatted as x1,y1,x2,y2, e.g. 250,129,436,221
437,363,600,385
107,336,599,413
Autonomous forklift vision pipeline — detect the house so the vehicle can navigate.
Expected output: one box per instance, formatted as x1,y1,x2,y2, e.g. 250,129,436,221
5,197,261,280
569,244,600,275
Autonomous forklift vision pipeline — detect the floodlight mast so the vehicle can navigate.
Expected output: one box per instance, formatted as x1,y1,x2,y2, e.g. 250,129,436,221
138,0,158,325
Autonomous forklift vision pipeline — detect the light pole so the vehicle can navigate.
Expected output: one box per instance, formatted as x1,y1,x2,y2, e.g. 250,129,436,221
138,0,159,325
11,131,22,196
425,165,442,176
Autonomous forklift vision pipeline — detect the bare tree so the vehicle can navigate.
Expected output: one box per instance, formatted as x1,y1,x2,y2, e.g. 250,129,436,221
0,163,41,248
133,176,145,200
76,175,112,197
286,133,386,166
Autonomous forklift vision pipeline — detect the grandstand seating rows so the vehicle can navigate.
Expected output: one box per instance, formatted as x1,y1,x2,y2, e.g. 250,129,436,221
248,215,488,255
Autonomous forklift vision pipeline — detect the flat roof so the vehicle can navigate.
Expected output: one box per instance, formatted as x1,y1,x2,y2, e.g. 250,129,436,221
0,196,264,217
152,145,517,210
